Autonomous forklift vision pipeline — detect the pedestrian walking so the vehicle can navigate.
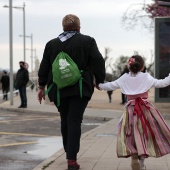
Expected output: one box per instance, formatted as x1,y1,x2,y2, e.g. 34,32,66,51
30,81,35,91
38,14,105,170
0,70,9,100
98,55,170,170
15,61,29,108
107,90,113,103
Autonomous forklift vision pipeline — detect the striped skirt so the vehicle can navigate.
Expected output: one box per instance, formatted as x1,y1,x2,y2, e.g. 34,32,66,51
117,98,170,158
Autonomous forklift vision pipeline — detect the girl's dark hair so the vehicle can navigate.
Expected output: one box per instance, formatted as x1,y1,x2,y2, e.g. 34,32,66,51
129,55,144,74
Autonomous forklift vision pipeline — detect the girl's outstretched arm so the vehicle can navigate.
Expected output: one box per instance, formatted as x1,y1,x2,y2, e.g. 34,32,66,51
152,73,170,88
99,81,120,91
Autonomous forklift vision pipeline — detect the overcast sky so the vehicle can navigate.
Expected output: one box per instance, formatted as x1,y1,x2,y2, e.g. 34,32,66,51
0,0,153,72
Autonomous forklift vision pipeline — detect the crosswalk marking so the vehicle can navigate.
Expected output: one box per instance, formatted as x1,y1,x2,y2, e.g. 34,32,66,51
0,117,58,123
0,142,38,147
0,132,58,137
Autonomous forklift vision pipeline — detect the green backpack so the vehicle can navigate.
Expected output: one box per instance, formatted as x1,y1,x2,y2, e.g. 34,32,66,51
45,51,83,106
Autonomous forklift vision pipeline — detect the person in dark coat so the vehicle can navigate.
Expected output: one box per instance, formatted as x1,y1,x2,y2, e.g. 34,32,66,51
107,90,113,103
15,61,29,108
0,70,9,100
38,14,105,170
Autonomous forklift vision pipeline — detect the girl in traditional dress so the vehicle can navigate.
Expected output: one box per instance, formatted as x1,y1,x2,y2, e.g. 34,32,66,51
98,55,170,170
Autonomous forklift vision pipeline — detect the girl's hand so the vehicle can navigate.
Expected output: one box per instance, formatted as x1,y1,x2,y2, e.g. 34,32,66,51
94,83,100,90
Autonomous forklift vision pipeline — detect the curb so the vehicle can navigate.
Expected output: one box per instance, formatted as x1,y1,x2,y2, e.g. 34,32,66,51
0,106,113,121
32,118,112,170
0,106,60,115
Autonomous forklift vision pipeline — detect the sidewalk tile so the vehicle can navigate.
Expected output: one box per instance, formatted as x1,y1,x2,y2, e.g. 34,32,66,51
0,89,170,170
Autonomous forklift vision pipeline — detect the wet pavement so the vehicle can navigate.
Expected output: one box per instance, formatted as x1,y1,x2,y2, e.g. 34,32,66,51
0,89,170,170
0,109,107,170
0,92,18,105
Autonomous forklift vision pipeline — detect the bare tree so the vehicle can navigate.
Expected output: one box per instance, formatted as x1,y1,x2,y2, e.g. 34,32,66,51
122,0,170,32
104,47,115,74
113,56,129,78
146,50,154,76
104,47,115,81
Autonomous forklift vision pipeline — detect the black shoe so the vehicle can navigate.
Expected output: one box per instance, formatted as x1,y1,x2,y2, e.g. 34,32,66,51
18,105,27,108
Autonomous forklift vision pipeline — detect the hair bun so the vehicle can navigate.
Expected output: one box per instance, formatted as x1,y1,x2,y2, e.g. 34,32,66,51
128,55,144,74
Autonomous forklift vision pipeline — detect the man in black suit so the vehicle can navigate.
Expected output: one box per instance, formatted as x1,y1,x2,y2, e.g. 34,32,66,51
38,14,105,170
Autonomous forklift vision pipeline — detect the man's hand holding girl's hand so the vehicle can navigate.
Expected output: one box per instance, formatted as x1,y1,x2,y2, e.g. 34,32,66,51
94,83,101,90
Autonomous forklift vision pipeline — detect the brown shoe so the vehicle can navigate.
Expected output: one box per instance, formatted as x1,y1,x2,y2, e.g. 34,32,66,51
68,160,80,170
131,162,140,170
131,155,140,170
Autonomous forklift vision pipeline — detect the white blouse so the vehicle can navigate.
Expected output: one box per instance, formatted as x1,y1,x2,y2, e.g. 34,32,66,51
99,72,170,95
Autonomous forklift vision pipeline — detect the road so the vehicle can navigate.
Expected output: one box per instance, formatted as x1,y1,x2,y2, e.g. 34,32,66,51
0,109,106,170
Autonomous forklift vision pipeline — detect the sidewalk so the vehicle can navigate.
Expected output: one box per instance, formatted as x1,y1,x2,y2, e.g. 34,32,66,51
0,89,170,170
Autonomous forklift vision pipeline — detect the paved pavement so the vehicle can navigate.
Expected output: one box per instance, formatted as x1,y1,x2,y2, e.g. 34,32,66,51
0,89,170,170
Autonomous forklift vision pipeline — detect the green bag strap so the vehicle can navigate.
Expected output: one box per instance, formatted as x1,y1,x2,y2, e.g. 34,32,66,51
45,83,60,107
79,70,83,98
45,83,54,95
57,87,60,107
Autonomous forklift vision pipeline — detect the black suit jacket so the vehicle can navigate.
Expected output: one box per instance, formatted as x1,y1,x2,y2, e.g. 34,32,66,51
38,33,105,102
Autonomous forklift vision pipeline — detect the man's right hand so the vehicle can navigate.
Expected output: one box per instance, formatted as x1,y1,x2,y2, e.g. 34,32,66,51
37,88,45,104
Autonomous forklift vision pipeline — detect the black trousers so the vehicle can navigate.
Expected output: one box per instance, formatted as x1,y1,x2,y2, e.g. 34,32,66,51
107,91,113,103
2,87,9,100
56,96,89,160
18,85,27,106
121,93,127,104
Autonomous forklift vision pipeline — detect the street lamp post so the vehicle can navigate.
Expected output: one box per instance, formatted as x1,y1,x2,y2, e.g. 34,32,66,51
4,2,26,62
3,0,14,105
33,48,36,76
26,48,37,79
9,0,14,105
20,34,33,79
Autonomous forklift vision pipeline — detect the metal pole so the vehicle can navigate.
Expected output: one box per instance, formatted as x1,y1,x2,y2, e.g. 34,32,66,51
34,48,36,73
9,0,13,105
34,48,36,58
31,34,33,80
3,3,26,62
23,2,26,62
